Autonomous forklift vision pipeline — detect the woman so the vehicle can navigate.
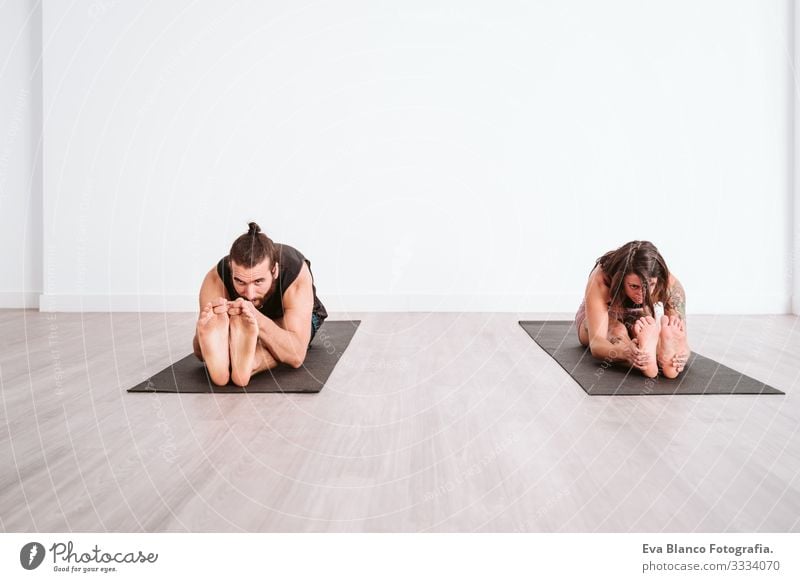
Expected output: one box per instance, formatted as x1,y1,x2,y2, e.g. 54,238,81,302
575,241,689,378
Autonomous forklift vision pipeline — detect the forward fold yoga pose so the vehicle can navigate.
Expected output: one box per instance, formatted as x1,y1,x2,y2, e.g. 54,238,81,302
575,241,690,379
192,222,327,387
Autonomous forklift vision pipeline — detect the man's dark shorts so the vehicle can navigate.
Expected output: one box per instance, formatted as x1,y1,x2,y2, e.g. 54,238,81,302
310,313,323,346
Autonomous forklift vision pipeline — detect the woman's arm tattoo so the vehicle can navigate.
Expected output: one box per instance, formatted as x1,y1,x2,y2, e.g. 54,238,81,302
667,279,686,320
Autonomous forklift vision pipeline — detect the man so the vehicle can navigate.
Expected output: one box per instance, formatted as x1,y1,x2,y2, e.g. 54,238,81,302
193,222,327,387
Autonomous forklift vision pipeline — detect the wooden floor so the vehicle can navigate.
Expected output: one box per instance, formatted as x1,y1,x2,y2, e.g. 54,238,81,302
1,310,798,532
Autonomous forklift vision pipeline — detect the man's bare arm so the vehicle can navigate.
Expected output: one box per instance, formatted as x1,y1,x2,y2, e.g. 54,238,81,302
249,264,314,368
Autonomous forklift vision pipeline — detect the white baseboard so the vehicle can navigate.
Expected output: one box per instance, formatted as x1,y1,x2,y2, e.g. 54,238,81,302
32,293,793,314
37,294,196,312
318,294,793,314
0,292,40,309
323,294,584,313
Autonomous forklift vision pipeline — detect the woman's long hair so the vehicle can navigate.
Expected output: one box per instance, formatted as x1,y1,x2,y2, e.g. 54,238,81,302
596,241,671,316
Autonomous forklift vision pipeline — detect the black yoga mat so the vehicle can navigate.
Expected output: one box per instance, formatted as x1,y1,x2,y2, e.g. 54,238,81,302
128,320,360,393
519,320,783,396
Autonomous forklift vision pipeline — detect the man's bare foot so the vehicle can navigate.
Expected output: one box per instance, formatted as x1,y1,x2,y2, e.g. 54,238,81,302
229,311,259,387
632,316,659,378
252,341,280,375
197,303,231,386
658,315,689,379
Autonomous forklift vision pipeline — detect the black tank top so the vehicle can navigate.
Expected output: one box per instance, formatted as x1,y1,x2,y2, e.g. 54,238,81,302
216,243,327,322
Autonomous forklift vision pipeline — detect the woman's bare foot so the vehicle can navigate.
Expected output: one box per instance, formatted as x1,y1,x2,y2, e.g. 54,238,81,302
632,316,660,378
197,303,231,386
229,310,259,387
658,315,689,379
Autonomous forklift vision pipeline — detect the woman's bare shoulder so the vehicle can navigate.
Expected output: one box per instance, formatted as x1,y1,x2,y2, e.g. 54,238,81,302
584,264,610,301
588,264,609,286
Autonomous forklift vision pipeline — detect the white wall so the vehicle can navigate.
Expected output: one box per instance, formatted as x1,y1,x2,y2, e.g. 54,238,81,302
39,0,793,313
795,0,800,316
0,0,42,308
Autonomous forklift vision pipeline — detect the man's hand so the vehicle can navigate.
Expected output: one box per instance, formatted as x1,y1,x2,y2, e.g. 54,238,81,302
227,297,259,319
211,297,229,314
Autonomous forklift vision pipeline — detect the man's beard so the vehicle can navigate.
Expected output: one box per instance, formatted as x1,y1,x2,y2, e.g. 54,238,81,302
248,280,275,307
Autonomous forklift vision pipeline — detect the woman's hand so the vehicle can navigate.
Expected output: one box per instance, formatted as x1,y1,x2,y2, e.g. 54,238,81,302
624,340,652,370
671,352,689,373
